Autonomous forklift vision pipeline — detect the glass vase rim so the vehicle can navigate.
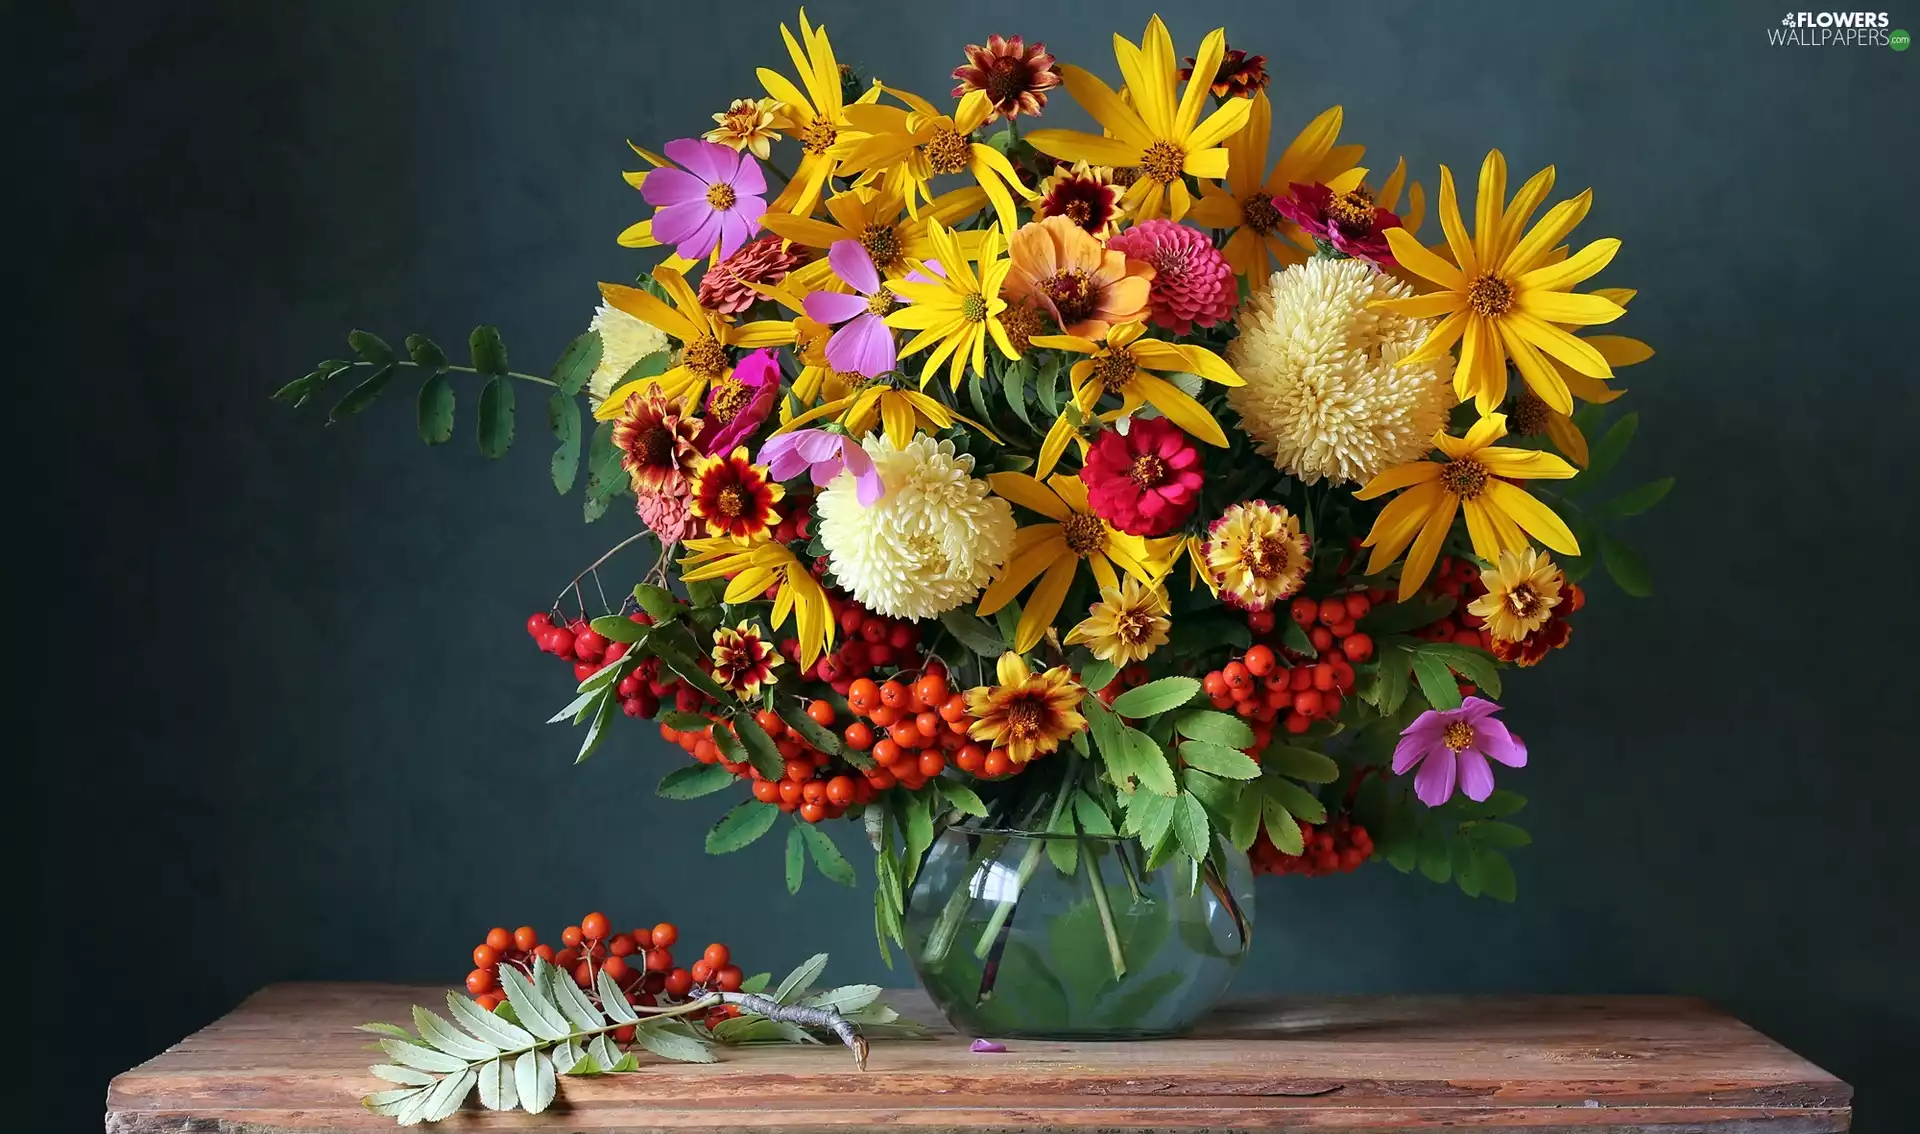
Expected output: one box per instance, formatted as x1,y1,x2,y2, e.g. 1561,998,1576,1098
936,822,1132,844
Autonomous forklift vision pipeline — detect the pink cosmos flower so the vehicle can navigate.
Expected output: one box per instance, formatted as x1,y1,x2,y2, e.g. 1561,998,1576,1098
1274,182,1404,265
1393,697,1528,807
759,428,884,507
643,138,767,262
802,240,898,378
1104,220,1236,335
1078,417,1204,536
696,347,782,455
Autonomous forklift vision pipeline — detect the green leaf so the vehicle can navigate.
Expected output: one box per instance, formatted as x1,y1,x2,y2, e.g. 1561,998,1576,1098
497,964,568,1041
773,953,830,1003
937,609,1007,655
1579,411,1638,487
1453,839,1482,897
1599,532,1653,597
990,599,1022,648
658,710,709,730
705,800,780,854
1174,709,1254,748
1417,642,1502,699
786,825,806,894
379,1036,469,1075
730,711,788,781
412,1004,498,1060
1125,790,1175,845
1123,726,1178,796
1279,618,1317,658
1078,658,1119,696
776,702,842,757
652,639,732,701
588,614,649,643
595,972,638,1024
1172,792,1211,861
469,324,509,378
1265,745,1340,783
1261,790,1303,854
348,328,394,365
1360,595,1457,636
967,370,993,423
1602,476,1674,518
798,983,882,1012
543,961,606,1032
575,693,614,763
475,1057,513,1111
514,1050,557,1114
406,332,447,372
1072,790,1115,836
328,362,394,421
937,780,988,818
1178,740,1260,780
1417,823,1451,882
446,992,534,1049
631,1020,717,1063
548,331,604,397
585,419,626,502
416,372,455,444
799,823,858,885
548,392,581,494
633,584,679,622
1003,357,1034,428
1046,804,1079,875
1410,650,1463,710
618,349,671,387
1265,777,1328,824
739,971,772,994
1111,676,1201,718
1035,354,1062,415
1476,847,1518,901
1363,645,1410,715
477,375,515,458
1227,785,1263,851
1469,820,1532,848
657,763,735,799
1481,789,1527,817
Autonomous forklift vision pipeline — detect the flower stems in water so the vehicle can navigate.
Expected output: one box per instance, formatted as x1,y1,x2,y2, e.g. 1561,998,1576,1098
1082,839,1127,980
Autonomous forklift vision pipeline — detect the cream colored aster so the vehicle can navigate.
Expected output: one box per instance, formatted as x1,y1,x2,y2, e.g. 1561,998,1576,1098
585,302,672,409
1226,257,1456,486
817,433,1016,620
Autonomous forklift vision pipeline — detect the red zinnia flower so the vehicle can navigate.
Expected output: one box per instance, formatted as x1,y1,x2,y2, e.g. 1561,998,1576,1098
696,234,805,315
1079,417,1204,537
613,386,700,496
1273,182,1405,265
1179,45,1270,100
689,447,784,542
1105,220,1237,336
952,35,1061,121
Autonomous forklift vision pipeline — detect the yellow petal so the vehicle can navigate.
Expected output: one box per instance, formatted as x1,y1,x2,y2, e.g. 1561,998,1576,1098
1015,556,1081,653
1476,444,1577,481
1036,415,1077,479
1398,307,1469,367
1518,237,1620,293
1472,149,1507,270
987,472,1072,522
1355,460,1441,500
1495,320,1574,415
1493,164,1555,266
1483,479,1581,556
1132,372,1227,446
1057,62,1152,142
1026,128,1142,168
616,219,657,248
1362,480,1444,571
1030,333,1100,355
1435,165,1479,277
599,281,699,344
1546,412,1590,467
880,391,916,449
1186,93,1254,153
1048,472,1092,512
977,531,1066,614
1587,334,1654,367
1515,288,1626,327
1459,411,1510,453
1509,311,1615,378
995,651,1033,687
1398,491,1459,601
1175,27,1226,134
1460,498,1502,564
1502,189,1593,277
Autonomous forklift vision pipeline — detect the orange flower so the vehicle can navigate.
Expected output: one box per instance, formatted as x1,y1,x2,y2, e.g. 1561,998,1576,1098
1004,216,1154,340
612,387,700,496
689,447,784,543
965,652,1087,765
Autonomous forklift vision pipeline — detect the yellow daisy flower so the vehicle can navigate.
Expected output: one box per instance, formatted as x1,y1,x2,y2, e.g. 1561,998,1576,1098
1467,549,1565,644
1202,500,1312,612
834,88,1039,236
593,265,794,418
882,219,1017,391
1184,94,1362,279
756,8,882,218
1028,321,1244,476
679,535,835,668
1063,577,1172,666
1373,150,1626,416
1514,287,1652,465
704,98,782,161
1026,17,1253,223
776,379,1002,449
1355,412,1580,600
977,472,1164,654
965,652,1087,765
760,182,988,290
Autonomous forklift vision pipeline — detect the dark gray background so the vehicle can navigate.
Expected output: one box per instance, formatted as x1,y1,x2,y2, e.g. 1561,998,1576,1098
18,0,1917,1129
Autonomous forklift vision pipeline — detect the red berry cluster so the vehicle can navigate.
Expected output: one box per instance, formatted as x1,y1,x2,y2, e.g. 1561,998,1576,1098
1203,592,1372,736
464,916,746,1035
527,610,719,720
802,601,926,692
1249,816,1374,876
662,704,878,822
843,668,1017,784
1408,557,1496,651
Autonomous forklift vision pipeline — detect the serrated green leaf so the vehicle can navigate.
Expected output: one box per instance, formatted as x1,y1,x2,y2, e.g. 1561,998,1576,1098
412,1004,498,1060
1078,657,1119,696
659,709,710,730
575,693,614,763
1261,790,1303,854
1602,476,1673,518
587,614,648,643
446,994,536,1049
1418,824,1451,882
776,702,842,757
469,325,508,377
548,392,581,494
370,1064,439,1087
596,971,638,1024
1003,356,1034,427
380,1037,469,1074
1228,784,1263,851
1128,790,1175,845
1265,777,1327,823
1476,847,1517,901
1035,353,1062,415
773,952,830,1003
1173,791,1211,861
1175,709,1255,748
477,375,515,458
705,800,780,853
329,362,395,421
1072,790,1115,836
585,418,626,502
549,331,604,397
731,711,788,781
419,1067,477,1123
543,962,605,1032
1469,820,1532,848
514,1049,556,1114
740,971,772,994
1360,595,1457,636
798,983,882,1012
632,584,679,622
1279,618,1318,658
785,824,807,894
1418,642,1503,699
1123,726,1178,795
405,332,446,371
1599,532,1652,596
1364,644,1410,715
1410,650,1464,709
799,822,858,885
1179,740,1260,780
938,609,1007,655
500,961,569,1040
1046,803,1079,875
1452,839,1481,897
1111,676,1201,718
653,639,732,701
416,372,455,444
1481,789,1527,817
1578,411,1638,487
359,1021,415,1039
618,349,671,387
657,763,734,799
475,1058,512,1111
937,780,987,818
1265,745,1340,783
348,328,394,364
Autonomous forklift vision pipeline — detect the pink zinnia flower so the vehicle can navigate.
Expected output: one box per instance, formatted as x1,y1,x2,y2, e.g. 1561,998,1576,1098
643,138,767,262
759,428,884,506
802,240,898,379
1393,697,1528,807
696,348,781,455
634,487,701,544
1078,417,1204,536
697,234,805,314
1274,182,1404,265
1104,220,1236,336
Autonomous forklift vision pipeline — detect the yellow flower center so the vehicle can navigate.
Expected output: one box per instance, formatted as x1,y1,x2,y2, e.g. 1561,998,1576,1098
716,486,748,517
832,369,873,392
1241,191,1282,234
924,126,971,175
1064,199,1092,224
683,336,730,377
1324,184,1375,232
1094,347,1137,393
1140,139,1185,184
961,293,989,323
1003,697,1047,740
1062,512,1107,557
1440,456,1490,500
859,223,902,272
800,118,838,155
865,290,897,317
706,375,749,424
1504,583,1542,620
1508,390,1550,436
1113,608,1157,646
1127,453,1167,488
1243,534,1297,580
1442,720,1476,752
1111,166,1142,187
705,182,737,211
1000,303,1042,355
1040,269,1100,325
1467,272,1516,318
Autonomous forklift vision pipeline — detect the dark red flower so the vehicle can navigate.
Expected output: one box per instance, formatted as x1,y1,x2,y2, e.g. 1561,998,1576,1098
1178,46,1269,100
1035,161,1127,239
952,35,1061,121
1079,418,1204,537
1273,182,1405,265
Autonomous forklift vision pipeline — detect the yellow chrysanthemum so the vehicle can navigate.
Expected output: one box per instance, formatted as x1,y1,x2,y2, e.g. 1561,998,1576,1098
1202,500,1312,612
1184,94,1361,279
585,301,672,409
883,219,1017,391
1466,549,1564,644
704,98,782,161
965,652,1088,765
835,88,1038,236
978,472,1164,654
756,8,882,218
679,536,835,668
1029,321,1244,477
1356,412,1580,600
1063,577,1172,666
1373,150,1626,415
1026,17,1253,222
593,265,794,417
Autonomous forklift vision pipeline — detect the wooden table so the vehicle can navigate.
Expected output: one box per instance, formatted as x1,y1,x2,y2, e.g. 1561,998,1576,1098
105,983,1849,1132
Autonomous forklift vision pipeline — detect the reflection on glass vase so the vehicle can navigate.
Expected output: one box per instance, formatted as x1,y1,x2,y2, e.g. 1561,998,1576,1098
903,826,1255,1039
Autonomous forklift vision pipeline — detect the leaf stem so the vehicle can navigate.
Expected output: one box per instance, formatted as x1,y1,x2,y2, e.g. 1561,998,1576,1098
970,754,1080,959
1082,838,1127,980
346,358,561,389
553,531,652,612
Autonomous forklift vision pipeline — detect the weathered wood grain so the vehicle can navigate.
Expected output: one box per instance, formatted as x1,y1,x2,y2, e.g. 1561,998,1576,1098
103,984,1850,1132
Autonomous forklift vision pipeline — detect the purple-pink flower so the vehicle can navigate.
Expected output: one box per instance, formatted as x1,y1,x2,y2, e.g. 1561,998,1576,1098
802,240,898,379
759,429,884,507
643,138,767,262
1393,696,1527,807
1274,182,1404,265
696,347,781,455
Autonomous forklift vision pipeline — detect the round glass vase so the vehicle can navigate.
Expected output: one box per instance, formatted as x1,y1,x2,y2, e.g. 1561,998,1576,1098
902,827,1254,1039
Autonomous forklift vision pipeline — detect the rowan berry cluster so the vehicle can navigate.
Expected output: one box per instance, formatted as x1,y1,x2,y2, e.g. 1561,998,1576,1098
527,610,717,719
463,917,747,1034
1249,816,1374,877
842,666,1021,783
804,600,926,692
1203,590,1373,736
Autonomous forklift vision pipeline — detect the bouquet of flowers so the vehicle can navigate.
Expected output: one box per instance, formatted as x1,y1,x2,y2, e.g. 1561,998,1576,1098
282,9,1667,967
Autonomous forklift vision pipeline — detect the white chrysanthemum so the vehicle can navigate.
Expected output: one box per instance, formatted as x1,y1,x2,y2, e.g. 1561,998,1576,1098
585,302,671,408
1226,258,1456,486
817,433,1016,620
